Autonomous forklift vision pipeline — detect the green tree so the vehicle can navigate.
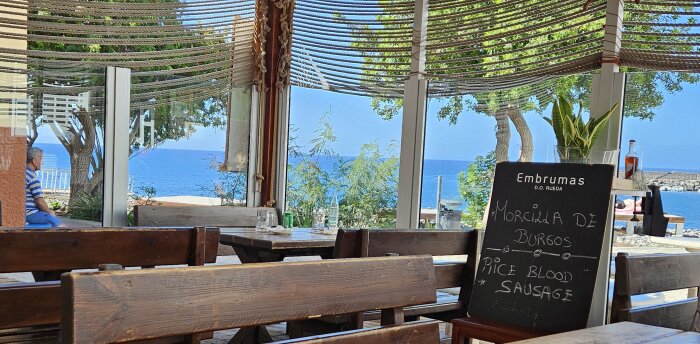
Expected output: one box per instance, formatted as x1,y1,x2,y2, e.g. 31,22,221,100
198,157,247,206
457,151,496,229
347,1,699,162
338,142,399,228
27,0,230,209
286,111,339,227
285,109,399,228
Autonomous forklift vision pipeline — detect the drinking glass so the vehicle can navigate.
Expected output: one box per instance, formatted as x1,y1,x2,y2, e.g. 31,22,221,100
312,209,326,231
267,210,276,226
256,209,270,232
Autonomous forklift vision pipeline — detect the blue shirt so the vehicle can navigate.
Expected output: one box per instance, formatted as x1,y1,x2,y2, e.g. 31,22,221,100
25,167,44,215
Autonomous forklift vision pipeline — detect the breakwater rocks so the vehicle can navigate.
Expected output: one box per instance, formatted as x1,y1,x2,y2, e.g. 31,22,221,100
650,178,700,192
620,170,700,192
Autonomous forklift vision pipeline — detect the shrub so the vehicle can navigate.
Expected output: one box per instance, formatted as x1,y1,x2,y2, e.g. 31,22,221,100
67,192,103,222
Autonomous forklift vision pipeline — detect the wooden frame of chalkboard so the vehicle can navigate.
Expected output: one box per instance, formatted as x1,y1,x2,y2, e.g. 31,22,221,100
467,162,614,333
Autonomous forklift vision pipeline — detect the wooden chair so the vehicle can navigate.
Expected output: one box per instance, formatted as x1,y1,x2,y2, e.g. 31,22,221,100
450,317,553,344
291,229,477,340
61,255,441,344
611,252,700,330
0,227,219,342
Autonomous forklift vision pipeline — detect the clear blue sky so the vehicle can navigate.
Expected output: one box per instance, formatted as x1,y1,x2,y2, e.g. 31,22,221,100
287,83,700,170
36,79,700,171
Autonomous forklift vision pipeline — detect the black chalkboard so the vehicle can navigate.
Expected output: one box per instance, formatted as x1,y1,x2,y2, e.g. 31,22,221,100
468,162,614,333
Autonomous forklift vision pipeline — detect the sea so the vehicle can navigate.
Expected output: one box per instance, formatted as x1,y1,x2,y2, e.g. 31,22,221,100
37,143,700,229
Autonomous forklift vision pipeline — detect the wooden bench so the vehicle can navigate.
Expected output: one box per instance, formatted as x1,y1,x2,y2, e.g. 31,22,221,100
611,252,700,330
134,205,278,255
615,213,685,236
61,255,441,344
291,229,477,340
0,227,219,343
134,205,279,227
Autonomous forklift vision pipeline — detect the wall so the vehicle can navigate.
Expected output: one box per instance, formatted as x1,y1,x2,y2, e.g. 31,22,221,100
0,129,26,226
0,4,27,226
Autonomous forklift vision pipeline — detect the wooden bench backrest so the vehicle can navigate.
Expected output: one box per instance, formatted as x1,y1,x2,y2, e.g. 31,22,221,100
611,252,700,330
0,227,219,272
134,205,278,227
334,229,473,258
62,255,437,344
334,229,477,294
0,227,218,331
0,281,61,330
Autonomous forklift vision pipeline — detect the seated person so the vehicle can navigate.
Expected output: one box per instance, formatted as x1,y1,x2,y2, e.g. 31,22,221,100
615,198,642,214
25,147,62,227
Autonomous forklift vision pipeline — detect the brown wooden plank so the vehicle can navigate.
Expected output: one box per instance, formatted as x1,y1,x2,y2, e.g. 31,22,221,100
0,228,219,272
511,322,682,344
62,256,437,344
367,229,472,256
277,320,440,344
435,263,464,289
334,229,473,258
611,253,633,323
332,229,361,259
134,205,278,227
644,332,700,344
0,282,60,330
380,307,404,326
616,252,700,295
630,254,700,294
451,317,551,344
0,325,59,344
189,227,207,266
620,299,698,331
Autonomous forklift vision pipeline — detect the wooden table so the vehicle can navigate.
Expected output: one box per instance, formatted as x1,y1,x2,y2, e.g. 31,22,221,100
219,228,336,263
219,228,336,343
511,322,699,344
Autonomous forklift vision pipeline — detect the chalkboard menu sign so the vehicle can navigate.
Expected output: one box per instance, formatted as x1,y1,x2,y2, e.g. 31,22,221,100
468,162,614,332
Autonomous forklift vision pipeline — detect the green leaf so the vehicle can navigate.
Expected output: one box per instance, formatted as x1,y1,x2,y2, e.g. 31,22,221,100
588,102,619,147
550,97,567,146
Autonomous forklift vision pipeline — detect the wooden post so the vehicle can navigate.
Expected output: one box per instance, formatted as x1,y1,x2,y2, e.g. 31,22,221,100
258,0,294,207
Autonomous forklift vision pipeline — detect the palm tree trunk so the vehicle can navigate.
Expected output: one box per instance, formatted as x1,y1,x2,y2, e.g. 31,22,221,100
507,106,533,162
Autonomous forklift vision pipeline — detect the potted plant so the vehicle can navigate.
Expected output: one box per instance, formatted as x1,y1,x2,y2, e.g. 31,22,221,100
544,95,618,163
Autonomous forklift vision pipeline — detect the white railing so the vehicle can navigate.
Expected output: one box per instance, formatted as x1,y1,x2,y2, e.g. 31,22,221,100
36,169,71,193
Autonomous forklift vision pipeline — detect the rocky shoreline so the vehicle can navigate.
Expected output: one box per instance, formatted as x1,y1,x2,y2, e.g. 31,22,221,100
650,179,700,192
637,171,700,192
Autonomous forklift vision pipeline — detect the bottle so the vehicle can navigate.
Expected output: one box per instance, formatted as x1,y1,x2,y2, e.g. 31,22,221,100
624,140,639,179
328,193,339,230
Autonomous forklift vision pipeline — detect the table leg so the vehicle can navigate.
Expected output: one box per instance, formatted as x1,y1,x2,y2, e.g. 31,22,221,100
676,223,684,236
231,246,285,263
225,245,284,343
231,246,263,263
227,326,273,344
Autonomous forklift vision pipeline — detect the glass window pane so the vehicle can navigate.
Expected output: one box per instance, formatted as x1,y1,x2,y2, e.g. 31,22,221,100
1,64,107,227
616,72,700,238
127,86,248,216
286,87,401,228
421,75,593,229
